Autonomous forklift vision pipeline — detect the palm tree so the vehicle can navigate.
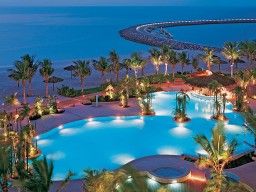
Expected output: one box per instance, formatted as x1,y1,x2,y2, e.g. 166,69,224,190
0,142,12,192
249,68,256,84
121,58,131,76
232,86,245,111
208,80,221,118
109,50,120,82
161,45,170,75
166,50,179,79
148,48,163,74
235,69,251,90
243,107,256,157
39,59,55,98
178,51,190,74
198,48,215,71
129,52,146,79
221,42,241,78
83,168,126,192
92,57,110,84
8,60,30,104
191,57,199,72
22,54,39,96
173,90,190,122
20,156,53,192
4,92,20,111
73,60,91,95
115,75,135,108
20,104,31,126
194,124,238,192
239,40,256,69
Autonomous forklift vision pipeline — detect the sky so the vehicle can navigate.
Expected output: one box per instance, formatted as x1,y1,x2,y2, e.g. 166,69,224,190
0,0,256,6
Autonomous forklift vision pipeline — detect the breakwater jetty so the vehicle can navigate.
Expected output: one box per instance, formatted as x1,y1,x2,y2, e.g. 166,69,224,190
119,19,256,52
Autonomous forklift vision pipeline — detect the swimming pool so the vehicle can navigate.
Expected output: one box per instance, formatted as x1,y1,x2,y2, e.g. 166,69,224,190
37,91,254,180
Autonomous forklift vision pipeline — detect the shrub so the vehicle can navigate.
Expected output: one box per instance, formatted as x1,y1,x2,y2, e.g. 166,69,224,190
57,85,80,97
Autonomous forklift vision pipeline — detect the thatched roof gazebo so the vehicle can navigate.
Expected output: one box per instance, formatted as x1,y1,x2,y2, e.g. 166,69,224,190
44,76,64,91
64,65,77,79
185,71,235,87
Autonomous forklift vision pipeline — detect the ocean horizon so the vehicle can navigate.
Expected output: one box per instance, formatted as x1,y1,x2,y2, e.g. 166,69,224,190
0,6,256,67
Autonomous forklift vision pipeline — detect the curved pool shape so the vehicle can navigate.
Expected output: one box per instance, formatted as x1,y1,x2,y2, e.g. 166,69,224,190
153,168,183,178
37,92,254,180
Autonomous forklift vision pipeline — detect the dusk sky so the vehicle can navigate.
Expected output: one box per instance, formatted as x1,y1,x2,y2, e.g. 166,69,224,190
0,0,256,6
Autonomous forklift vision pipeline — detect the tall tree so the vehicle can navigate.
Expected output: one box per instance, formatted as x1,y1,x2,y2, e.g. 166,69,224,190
167,50,179,79
161,45,170,75
178,51,190,74
108,50,120,82
73,60,91,95
39,59,55,98
0,142,12,192
221,42,241,78
148,48,163,75
129,52,146,79
8,60,30,104
235,69,251,90
121,58,131,76
198,48,215,71
239,40,256,69
194,124,238,192
22,54,39,96
92,57,110,84
191,57,199,72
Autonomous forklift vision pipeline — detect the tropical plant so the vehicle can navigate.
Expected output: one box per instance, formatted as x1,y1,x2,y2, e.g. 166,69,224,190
56,170,76,192
148,48,163,75
20,104,31,126
248,68,256,84
173,90,190,122
129,52,147,79
73,60,91,95
121,58,131,76
39,59,55,98
161,45,170,75
194,124,238,192
232,86,245,111
239,40,256,69
115,75,135,107
20,156,53,192
109,50,121,82
0,142,12,192
198,48,215,71
242,107,256,157
4,92,20,111
167,50,179,79
178,51,190,74
8,60,30,104
22,54,39,96
221,42,241,78
92,57,110,84
191,57,199,72
137,78,154,115
208,80,226,121
83,168,126,192
235,69,251,90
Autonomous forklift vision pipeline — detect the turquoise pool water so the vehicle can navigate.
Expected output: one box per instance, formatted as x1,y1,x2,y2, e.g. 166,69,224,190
37,91,254,180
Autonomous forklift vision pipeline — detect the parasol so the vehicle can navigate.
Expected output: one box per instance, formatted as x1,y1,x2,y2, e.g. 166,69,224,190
44,76,64,91
64,65,77,79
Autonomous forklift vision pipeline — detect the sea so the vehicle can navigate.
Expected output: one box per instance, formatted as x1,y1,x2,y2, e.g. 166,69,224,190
0,6,256,67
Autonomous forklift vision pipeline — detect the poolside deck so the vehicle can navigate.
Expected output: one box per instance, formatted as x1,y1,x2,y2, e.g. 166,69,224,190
7,82,256,192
